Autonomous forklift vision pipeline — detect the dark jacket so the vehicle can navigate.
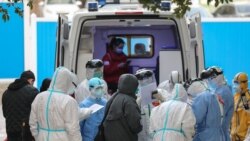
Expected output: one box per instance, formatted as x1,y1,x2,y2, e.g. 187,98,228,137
2,79,39,136
103,74,142,141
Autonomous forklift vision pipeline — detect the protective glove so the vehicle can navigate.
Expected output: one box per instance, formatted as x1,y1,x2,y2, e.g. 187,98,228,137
78,107,93,121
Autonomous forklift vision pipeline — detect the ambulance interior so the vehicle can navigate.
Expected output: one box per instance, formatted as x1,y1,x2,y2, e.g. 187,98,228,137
77,18,183,84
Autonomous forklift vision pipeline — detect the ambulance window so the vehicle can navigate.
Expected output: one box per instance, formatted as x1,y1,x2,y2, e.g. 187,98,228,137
109,35,153,58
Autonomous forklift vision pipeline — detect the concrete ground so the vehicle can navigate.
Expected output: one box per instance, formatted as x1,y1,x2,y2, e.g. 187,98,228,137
0,82,9,141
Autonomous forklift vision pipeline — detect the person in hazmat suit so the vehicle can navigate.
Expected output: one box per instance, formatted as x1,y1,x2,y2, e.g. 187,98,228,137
158,70,182,94
79,77,107,141
103,74,142,141
135,69,168,141
149,83,196,141
192,66,234,141
74,59,109,104
185,78,208,105
231,72,250,141
29,67,91,141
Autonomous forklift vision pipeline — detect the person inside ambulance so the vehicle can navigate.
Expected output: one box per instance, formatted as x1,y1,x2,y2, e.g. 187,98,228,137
185,78,208,105
158,70,182,94
192,66,233,141
231,72,250,141
135,69,168,141
79,77,107,141
149,83,196,141
102,38,130,95
74,59,108,104
134,43,150,56
29,67,92,141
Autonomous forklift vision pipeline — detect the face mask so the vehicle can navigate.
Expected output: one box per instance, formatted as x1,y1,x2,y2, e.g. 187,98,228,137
91,88,104,98
115,48,123,54
207,78,218,92
233,83,241,93
93,71,103,78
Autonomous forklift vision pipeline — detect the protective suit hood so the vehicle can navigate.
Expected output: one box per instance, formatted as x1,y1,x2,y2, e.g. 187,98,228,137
171,84,188,102
48,67,76,94
187,80,207,97
118,74,138,97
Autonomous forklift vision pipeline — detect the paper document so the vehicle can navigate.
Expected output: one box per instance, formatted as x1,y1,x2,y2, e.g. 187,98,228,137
89,104,104,114
140,82,157,106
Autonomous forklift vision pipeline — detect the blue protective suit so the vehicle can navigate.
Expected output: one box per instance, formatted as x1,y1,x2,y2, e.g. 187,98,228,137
192,85,233,141
215,85,234,141
79,97,106,141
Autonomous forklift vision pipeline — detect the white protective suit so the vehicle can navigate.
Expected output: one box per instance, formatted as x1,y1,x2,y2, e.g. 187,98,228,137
69,73,92,121
149,84,196,141
74,79,109,104
187,80,208,105
29,67,87,141
137,89,170,141
158,80,174,93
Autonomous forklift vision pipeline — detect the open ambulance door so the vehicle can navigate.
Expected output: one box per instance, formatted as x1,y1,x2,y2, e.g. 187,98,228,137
56,14,70,68
188,13,205,78
159,50,184,83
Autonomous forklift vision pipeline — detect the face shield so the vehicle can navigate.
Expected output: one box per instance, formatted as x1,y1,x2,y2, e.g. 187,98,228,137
232,79,248,94
135,69,156,87
85,59,104,80
206,74,218,90
90,85,105,98
233,72,249,94
86,67,104,80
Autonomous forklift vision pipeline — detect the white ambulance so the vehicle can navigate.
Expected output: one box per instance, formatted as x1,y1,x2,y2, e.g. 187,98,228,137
56,2,204,83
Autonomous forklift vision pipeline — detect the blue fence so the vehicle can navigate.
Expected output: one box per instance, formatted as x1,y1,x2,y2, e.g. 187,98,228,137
202,21,250,84
0,3,24,78
37,22,57,88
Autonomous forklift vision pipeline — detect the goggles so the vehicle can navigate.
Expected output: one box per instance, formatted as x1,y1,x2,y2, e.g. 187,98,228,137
86,60,103,68
200,68,223,80
135,70,153,80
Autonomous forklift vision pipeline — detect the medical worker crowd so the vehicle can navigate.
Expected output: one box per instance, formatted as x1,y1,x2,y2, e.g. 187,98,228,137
2,58,250,141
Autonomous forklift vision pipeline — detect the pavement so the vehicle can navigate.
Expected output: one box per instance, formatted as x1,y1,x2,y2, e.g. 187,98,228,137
0,105,6,141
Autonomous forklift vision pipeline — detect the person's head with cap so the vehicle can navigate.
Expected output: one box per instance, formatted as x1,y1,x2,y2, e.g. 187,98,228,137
40,78,51,92
20,70,35,86
112,38,125,54
135,68,155,87
88,77,105,99
200,66,226,91
118,74,138,98
85,59,104,80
